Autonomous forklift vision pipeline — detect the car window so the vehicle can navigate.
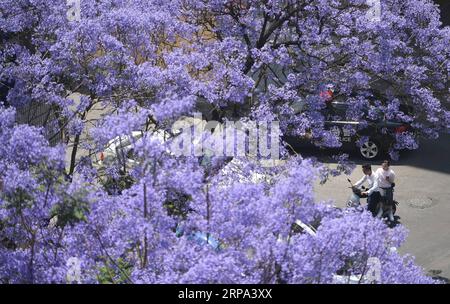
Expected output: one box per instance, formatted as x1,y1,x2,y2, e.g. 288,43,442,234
330,103,347,114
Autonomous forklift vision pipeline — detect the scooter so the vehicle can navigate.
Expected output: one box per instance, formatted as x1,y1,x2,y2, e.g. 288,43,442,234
346,178,398,221
346,179,368,208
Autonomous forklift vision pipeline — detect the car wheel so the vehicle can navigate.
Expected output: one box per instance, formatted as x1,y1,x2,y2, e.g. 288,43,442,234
359,139,380,160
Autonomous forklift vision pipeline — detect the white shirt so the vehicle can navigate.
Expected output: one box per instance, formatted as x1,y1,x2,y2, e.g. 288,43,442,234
354,172,379,195
375,167,395,188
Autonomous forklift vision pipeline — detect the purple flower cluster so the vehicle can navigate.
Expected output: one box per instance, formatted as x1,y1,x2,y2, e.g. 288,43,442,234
1,0,448,284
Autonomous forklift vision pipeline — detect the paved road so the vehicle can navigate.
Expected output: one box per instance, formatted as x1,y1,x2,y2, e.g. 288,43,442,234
311,133,450,281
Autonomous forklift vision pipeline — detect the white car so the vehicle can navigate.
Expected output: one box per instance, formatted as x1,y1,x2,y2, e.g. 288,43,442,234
94,129,171,169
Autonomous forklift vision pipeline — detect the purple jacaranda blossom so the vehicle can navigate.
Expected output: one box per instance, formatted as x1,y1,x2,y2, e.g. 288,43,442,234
1,0,448,284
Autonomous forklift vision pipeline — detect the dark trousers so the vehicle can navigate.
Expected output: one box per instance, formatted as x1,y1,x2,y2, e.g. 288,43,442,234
367,191,381,216
381,187,394,205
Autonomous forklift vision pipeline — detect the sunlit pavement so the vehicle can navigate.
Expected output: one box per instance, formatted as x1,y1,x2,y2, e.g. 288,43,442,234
313,133,450,280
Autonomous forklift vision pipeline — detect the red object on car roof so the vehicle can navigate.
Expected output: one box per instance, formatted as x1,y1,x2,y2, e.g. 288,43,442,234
320,89,334,103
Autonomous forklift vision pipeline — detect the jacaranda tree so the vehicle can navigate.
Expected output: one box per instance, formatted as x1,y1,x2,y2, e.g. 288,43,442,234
0,0,448,283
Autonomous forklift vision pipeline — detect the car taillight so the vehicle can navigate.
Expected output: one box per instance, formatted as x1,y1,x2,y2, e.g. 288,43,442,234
395,125,408,134
99,152,105,162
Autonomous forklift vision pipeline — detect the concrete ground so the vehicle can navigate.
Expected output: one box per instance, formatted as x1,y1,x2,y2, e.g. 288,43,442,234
311,133,450,280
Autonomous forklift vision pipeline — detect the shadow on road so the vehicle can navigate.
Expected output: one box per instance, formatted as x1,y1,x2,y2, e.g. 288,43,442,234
397,133,450,175
288,133,450,175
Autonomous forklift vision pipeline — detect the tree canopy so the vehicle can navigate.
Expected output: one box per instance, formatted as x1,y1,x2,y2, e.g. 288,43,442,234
0,0,448,283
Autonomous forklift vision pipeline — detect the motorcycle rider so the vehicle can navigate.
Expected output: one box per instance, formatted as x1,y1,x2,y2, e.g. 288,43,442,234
375,160,396,221
354,164,380,216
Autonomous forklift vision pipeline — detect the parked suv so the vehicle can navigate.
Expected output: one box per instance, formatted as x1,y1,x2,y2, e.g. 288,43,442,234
284,101,414,160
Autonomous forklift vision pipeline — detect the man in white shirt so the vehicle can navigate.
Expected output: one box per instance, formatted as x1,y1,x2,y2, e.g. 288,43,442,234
375,160,396,210
354,164,380,216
